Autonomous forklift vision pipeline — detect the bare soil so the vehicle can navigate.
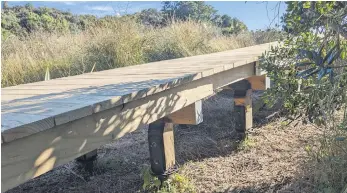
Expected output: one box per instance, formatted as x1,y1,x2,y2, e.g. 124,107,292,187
6,91,319,193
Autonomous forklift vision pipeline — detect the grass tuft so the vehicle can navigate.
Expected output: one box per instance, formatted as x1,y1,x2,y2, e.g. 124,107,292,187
1,19,269,87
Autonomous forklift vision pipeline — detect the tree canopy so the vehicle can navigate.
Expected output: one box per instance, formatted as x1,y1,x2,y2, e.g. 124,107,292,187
161,1,247,34
161,1,217,21
138,8,165,27
1,1,249,38
1,3,98,38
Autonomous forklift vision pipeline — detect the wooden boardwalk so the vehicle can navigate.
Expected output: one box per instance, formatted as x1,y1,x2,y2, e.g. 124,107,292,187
1,42,276,192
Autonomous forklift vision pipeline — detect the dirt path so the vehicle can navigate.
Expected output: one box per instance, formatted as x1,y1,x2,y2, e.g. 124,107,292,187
7,92,319,193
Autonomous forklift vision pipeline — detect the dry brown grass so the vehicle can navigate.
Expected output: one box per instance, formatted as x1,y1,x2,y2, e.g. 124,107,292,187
305,113,347,193
1,19,257,87
6,91,327,193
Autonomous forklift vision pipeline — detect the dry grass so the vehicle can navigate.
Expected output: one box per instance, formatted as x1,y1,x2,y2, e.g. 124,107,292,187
6,91,332,193
1,19,258,87
306,115,347,193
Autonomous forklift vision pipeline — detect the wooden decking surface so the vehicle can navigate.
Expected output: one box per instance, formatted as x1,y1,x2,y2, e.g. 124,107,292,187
1,42,275,143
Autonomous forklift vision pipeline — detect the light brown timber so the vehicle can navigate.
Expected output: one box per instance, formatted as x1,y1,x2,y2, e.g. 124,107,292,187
2,62,257,192
245,89,253,130
167,100,203,125
163,123,175,169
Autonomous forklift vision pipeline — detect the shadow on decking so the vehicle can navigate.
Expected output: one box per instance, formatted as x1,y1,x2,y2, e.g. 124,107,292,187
2,73,195,119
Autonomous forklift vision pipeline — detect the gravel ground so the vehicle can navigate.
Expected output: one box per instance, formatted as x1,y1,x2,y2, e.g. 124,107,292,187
6,91,319,193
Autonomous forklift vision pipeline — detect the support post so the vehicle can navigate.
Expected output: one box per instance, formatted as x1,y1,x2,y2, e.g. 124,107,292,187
234,89,253,132
148,119,175,176
229,80,253,133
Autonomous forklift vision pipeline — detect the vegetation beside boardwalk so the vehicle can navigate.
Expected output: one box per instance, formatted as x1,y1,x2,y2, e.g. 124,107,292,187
1,1,250,38
1,1,281,88
1,19,274,88
261,1,347,192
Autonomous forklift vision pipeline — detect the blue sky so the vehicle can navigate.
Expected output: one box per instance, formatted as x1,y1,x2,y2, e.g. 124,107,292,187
7,1,287,31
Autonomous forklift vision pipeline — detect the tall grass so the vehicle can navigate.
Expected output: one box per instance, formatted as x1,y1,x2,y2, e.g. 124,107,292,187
308,117,347,192
1,19,262,87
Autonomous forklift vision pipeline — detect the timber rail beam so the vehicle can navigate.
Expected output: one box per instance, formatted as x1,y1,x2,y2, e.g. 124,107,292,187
1,42,276,192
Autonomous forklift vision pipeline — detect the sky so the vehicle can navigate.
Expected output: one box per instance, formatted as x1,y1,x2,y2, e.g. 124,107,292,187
7,1,287,31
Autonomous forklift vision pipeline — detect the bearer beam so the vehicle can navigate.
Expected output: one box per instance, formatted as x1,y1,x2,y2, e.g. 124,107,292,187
246,75,266,90
148,119,175,175
167,100,203,125
223,75,270,91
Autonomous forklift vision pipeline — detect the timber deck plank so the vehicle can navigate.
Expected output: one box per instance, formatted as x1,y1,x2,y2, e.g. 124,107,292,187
1,42,275,143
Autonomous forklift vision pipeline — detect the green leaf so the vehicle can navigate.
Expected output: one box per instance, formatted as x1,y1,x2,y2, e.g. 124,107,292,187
305,145,311,152
322,44,338,64
154,178,161,187
318,42,325,55
341,50,346,59
327,49,342,65
295,61,314,67
142,170,150,190
303,2,311,9
297,67,317,78
303,68,320,78
298,49,314,60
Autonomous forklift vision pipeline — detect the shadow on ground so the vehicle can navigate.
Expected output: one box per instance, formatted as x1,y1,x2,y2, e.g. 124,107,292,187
6,91,317,193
